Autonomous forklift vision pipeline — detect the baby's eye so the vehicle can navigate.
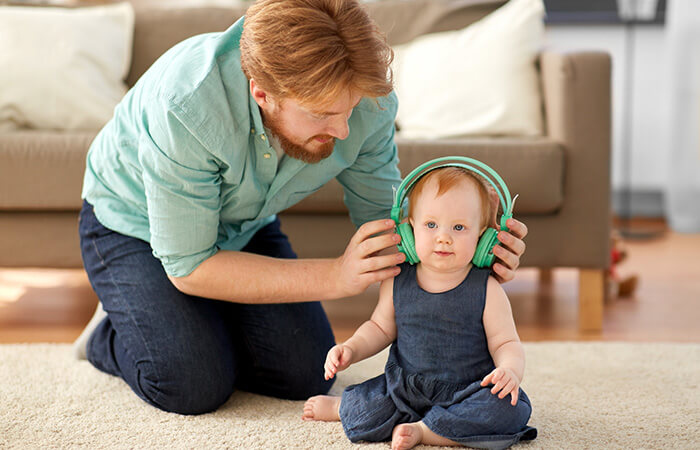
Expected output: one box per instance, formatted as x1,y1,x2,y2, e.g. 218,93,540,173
454,224,465,231
426,221,437,229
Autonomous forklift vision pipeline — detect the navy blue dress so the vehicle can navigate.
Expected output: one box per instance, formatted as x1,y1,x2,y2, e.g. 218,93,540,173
338,263,537,449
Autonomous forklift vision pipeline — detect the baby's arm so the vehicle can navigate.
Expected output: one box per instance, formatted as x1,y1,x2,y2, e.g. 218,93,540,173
480,276,525,405
324,277,396,380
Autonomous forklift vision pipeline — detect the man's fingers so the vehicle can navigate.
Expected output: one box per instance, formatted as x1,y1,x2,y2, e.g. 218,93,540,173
357,233,400,259
493,245,519,271
351,219,396,247
505,217,528,240
491,263,513,283
497,231,526,258
361,252,405,275
362,266,402,286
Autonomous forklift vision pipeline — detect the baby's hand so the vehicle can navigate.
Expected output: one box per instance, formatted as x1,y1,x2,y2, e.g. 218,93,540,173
324,344,354,380
480,367,521,406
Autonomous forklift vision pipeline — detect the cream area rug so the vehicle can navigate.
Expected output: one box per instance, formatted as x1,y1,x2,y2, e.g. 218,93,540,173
1,342,699,449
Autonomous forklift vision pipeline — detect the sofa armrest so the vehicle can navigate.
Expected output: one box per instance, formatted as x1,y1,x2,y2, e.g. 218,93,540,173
538,50,612,268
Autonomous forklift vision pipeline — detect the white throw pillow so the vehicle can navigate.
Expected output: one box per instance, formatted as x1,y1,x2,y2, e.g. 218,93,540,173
393,0,545,138
0,2,134,131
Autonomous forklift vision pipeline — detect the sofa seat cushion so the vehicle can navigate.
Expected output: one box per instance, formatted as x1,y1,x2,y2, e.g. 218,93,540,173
288,136,564,216
0,130,97,210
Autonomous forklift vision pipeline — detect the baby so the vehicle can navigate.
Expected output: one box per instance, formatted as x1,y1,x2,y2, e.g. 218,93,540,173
302,166,536,450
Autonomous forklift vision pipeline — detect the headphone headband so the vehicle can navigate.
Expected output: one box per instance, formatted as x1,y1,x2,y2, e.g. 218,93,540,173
391,156,513,226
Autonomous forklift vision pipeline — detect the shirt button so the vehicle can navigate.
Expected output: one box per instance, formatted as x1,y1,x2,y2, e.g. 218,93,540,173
250,128,255,134
261,135,267,141
263,153,271,159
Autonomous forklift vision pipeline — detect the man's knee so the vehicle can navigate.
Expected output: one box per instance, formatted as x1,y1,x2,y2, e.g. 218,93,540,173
284,369,335,400
244,359,335,400
134,356,235,415
280,334,335,399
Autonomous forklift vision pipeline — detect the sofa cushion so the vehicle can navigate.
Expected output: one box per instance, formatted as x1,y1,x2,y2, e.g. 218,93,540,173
0,131,97,210
288,136,565,216
0,2,134,131
393,0,545,139
1,131,563,216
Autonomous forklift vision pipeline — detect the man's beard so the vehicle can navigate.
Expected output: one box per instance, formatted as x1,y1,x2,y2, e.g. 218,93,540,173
263,114,335,164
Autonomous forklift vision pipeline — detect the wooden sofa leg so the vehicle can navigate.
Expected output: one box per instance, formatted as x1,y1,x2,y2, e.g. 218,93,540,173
578,269,605,332
539,268,553,284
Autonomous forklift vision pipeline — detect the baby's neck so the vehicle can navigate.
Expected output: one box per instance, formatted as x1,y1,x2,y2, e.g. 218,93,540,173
415,263,472,293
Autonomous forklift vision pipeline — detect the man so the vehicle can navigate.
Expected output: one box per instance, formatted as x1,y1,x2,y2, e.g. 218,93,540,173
75,0,528,415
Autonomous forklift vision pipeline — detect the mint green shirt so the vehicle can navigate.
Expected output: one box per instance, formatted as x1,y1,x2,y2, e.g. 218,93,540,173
82,17,401,277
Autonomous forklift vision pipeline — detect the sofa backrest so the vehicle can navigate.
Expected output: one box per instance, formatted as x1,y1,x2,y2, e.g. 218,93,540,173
126,0,505,87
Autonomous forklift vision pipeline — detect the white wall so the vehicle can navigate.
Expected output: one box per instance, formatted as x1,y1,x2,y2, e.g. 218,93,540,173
545,24,670,192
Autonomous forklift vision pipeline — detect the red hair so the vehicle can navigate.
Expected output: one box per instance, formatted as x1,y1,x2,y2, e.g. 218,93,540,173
240,0,394,109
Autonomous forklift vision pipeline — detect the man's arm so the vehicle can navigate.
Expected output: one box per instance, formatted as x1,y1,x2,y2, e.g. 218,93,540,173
169,219,405,303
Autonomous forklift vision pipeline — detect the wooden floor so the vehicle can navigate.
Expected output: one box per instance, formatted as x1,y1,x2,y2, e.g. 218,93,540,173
1,221,699,344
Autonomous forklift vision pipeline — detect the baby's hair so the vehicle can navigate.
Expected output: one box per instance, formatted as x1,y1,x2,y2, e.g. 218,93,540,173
407,167,493,230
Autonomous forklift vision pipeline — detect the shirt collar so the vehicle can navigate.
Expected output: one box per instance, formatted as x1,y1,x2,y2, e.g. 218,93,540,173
248,88,266,137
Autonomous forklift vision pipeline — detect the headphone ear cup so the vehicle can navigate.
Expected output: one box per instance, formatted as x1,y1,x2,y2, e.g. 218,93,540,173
473,228,499,268
396,222,419,264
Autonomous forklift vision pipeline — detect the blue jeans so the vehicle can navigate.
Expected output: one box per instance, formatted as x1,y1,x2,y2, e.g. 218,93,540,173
79,200,335,414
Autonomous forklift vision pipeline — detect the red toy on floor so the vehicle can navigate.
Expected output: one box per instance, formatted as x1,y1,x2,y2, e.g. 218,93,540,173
608,230,638,300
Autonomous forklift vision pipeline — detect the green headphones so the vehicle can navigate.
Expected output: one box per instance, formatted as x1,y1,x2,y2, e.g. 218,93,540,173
391,156,516,268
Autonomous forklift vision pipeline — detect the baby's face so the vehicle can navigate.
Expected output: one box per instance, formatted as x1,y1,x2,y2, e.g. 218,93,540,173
409,177,484,274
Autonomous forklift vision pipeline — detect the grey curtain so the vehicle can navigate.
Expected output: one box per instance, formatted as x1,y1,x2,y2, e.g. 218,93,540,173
665,0,700,232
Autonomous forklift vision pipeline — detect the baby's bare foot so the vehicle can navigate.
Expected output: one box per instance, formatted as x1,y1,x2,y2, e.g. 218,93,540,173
391,422,423,450
302,395,341,422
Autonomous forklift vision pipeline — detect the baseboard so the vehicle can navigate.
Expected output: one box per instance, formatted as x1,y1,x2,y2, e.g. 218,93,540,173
612,189,664,218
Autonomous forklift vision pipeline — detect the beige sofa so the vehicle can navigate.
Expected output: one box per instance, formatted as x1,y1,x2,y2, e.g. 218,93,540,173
0,0,611,330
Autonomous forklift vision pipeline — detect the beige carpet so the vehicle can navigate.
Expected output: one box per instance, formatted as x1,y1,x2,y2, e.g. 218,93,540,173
1,342,699,449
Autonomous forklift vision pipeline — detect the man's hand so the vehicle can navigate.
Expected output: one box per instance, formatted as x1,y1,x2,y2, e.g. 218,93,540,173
480,367,521,406
332,219,405,298
324,344,354,380
488,189,528,283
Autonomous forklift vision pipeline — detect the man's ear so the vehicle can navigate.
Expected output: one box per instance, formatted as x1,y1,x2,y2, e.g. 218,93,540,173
250,79,273,109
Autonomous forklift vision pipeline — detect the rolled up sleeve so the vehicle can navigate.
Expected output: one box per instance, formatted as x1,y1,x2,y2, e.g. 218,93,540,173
139,99,222,277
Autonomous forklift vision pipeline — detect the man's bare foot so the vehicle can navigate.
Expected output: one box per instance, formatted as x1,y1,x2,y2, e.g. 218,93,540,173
302,395,341,422
391,423,423,450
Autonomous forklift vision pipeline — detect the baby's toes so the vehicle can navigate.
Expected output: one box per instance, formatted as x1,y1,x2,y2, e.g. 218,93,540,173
301,399,317,420
391,423,421,450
